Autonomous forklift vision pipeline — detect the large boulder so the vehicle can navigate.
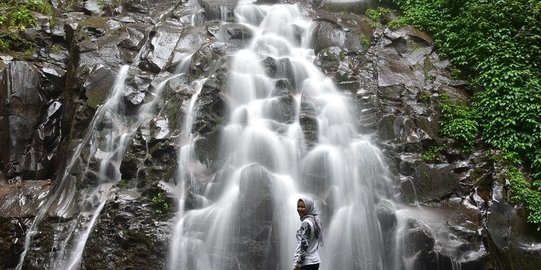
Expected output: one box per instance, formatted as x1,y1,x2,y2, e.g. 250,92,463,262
401,218,436,268
139,20,184,72
81,188,172,270
400,162,460,203
487,201,541,270
237,165,275,270
192,75,228,169
312,21,346,54
0,61,47,179
197,0,239,21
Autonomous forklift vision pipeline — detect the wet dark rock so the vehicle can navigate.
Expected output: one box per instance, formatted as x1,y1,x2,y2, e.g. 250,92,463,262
401,162,460,203
125,74,148,108
84,0,104,15
0,217,29,269
439,85,470,106
192,77,228,168
75,17,129,67
82,192,171,269
265,80,295,123
385,26,434,46
139,21,183,72
413,115,439,141
189,41,228,79
156,76,193,135
20,100,63,180
172,26,208,68
376,199,397,232
402,218,437,267
376,45,425,89
207,22,252,48
260,57,296,86
397,154,420,177
316,46,343,75
0,181,51,217
0,61,46,179
123,0,151,14
198,0,239,21
299,96,319,148
312,21,346,54
487,202,541,270
313,10,374,53
118,25,147,51
237,165,275,269
377,114,419,144
80,64,116,109
38,63,66,98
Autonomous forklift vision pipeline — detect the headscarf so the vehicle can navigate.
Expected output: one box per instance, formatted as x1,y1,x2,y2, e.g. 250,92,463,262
299,196,324,246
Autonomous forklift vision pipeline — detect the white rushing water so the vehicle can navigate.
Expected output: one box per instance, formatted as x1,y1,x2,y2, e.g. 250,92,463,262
16,1,464,269
169,2,396,270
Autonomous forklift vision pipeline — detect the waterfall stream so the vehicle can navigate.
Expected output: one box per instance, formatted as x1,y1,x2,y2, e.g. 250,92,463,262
169,2,397,270
14,1,467,269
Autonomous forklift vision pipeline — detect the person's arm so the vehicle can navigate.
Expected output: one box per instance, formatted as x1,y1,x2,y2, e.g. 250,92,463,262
293,221,312,268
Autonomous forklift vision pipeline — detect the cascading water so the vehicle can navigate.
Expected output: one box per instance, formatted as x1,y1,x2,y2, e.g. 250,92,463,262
16,65,131,270
169,2,397,270
16,59,191,269
13,1,467,269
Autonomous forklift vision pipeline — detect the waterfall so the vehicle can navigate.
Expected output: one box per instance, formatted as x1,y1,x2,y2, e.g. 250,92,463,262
169,2,395,270
13,1,464,269
16,65,130,270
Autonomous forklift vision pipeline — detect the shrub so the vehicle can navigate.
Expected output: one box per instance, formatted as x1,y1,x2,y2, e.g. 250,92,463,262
438,94,478,151
0,0,53,52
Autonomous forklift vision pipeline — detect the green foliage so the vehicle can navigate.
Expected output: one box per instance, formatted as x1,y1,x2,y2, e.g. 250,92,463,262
392,0,541,228
26,0,53,14
150,192,172,215
0,39,8,51
0,0,53,53
438,94,478,151
418,91,431,102
494,154,541,228
423,145,446,162
360,36,370,47
366,7,393,22
10,8,36,29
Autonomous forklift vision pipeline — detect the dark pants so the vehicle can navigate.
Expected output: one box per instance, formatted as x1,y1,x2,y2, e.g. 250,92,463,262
301,264,319,270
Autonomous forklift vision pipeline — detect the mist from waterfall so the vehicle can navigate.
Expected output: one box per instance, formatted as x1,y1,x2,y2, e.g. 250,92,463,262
169,2,399,270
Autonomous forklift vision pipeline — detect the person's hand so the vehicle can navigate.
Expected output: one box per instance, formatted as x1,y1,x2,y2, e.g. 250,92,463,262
294,264,301,270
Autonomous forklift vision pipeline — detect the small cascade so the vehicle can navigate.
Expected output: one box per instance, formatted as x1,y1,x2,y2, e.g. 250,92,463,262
169,76,207,269
17,52,194,268
16,65,130,270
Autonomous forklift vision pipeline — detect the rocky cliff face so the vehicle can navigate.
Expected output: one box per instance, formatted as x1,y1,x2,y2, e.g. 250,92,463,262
1,0,540,269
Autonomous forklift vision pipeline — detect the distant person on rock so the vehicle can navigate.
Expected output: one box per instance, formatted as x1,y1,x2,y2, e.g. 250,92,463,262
294,196,323,270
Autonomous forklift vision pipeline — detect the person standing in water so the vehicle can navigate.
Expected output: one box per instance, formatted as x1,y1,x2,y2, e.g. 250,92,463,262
294,196,323,270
